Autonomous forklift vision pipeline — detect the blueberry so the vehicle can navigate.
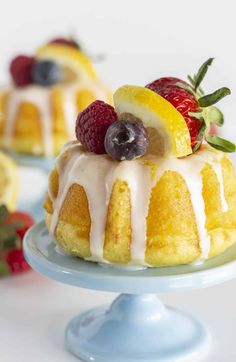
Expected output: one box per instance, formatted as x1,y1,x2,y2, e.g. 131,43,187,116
104,120,149,161
32,60,62,86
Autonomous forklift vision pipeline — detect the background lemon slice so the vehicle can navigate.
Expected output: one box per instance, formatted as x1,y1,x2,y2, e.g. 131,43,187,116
36,45,97,82
114,85,192,157
0,151,19,211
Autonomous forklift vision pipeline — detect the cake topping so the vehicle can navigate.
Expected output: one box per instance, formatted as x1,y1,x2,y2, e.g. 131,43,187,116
113,85,192,158
36,44,97,82
48,37,80,49
73,58,235,161
10,55,35,87
146,58,235,153
9,40,97,87
104,120,148,161
75,100,117,154
32,60,62,86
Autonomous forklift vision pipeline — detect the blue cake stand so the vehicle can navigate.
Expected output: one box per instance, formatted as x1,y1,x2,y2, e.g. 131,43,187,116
4,150,54,221
23,221,236,362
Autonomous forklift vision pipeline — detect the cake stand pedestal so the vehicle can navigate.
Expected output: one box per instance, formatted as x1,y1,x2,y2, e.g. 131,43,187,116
6,151,54,220
23,221,236,362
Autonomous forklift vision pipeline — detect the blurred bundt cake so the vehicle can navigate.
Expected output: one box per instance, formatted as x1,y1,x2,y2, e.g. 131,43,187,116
0,38,111,156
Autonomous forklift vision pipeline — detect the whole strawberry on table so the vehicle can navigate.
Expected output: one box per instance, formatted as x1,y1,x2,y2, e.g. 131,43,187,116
0,205,34,277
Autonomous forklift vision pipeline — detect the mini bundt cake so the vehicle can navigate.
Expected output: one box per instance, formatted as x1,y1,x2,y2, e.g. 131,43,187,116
0,38,111,156
44,59,236,267
44,141,236,266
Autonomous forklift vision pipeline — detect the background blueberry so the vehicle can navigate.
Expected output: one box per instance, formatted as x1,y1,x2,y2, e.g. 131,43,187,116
32,60,62,86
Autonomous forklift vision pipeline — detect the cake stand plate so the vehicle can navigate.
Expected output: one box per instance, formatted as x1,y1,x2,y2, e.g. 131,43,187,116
23,222,236,362
4,150,54,172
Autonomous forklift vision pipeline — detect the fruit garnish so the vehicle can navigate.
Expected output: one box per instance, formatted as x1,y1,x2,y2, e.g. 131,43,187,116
0,151,19,211
105,120,148,161
0,205,34,277
10,55,35,87
36,44,97,82
48,37,80,49
146,58,235,153
76,100,118,154
113,85,192,157
32,60,62,86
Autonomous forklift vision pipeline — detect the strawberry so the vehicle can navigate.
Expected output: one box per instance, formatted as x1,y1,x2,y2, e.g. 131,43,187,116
147,82,201,147
0,205,34,277
146,58,235,153
48,37,80,49
5,211,34,241
6,249,30,274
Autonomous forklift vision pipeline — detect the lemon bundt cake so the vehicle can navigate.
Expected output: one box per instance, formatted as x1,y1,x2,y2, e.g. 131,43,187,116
44,59,236,267
0,38,111,156
0,150,18,211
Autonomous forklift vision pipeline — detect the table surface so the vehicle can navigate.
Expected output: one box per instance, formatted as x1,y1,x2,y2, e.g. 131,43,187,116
1,270,236,362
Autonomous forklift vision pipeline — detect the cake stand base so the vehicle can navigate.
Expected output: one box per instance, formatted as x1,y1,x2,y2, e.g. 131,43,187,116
65,294,209,362
25,222,236,362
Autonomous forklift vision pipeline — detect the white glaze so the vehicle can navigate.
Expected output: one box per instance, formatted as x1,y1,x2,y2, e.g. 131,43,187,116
4,85,53,155
195,145,228,213
2,81,108,155
62,81,109,139
48,142,229,265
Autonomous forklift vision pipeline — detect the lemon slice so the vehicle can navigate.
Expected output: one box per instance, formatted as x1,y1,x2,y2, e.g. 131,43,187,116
0,151,19,211
36,45,97,82
114,85,192,157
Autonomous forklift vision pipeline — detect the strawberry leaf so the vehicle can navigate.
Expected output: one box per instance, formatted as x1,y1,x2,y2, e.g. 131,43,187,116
176,82,195,95
208,106,224,126
0,260,10,277
187,75,195,87
206,135,236,152
194,58,214,91
0,205,8,223
199,87,231,107
192,122,207,153
188,111,204,120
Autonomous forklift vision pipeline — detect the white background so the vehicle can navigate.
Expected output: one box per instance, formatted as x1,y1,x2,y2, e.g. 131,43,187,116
1,1,236,361
0,0,236,138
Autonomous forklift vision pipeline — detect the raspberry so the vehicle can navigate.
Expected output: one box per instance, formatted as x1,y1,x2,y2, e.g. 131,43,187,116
10,55,35,87
76,100,118,154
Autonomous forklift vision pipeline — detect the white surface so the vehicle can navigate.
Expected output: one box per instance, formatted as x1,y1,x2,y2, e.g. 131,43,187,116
1,271,236,362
